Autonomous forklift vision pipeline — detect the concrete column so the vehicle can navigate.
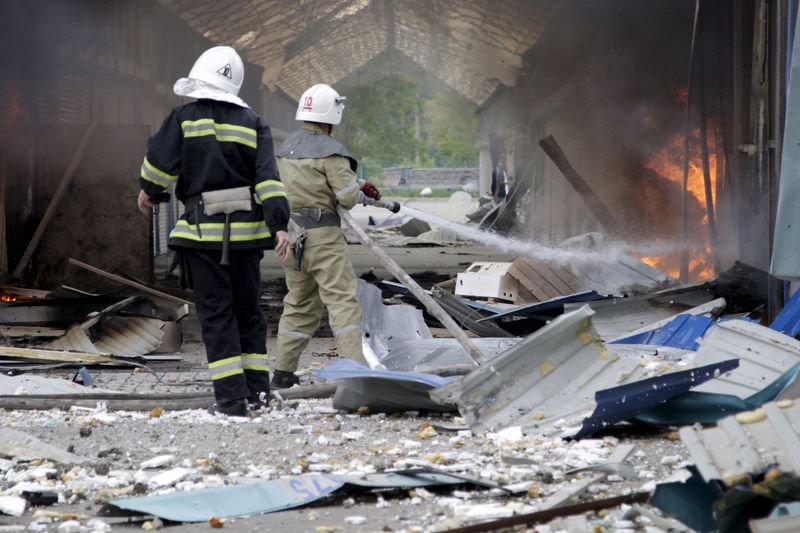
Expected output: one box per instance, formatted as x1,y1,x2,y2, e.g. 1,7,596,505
478,137,492,196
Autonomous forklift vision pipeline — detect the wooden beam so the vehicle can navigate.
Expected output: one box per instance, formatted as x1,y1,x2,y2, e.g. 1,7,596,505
12,120,100,279
68,258,193,307
538,135,625,238
0,346,117,364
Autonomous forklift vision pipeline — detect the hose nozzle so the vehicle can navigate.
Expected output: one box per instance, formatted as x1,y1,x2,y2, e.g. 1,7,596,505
372,199,401,213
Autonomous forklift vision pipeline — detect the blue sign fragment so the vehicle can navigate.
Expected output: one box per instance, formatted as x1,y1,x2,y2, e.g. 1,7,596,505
102,471,476,522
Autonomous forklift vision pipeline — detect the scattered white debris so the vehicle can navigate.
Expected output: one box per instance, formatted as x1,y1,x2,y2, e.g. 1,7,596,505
659,455,681,466
344,515,367,525
342,431,363,441
148,467,191,488
56,520,81,533
140,454,176,469
0,495,27,517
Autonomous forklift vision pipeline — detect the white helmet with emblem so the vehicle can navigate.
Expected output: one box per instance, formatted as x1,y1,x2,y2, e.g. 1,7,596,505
173,46,248,108
295,84,346,125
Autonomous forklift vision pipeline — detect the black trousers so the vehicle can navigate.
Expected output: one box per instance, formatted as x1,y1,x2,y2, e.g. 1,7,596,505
181,248,270,402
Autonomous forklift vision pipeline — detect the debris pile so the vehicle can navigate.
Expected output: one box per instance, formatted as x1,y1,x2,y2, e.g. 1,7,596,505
4,228,800,531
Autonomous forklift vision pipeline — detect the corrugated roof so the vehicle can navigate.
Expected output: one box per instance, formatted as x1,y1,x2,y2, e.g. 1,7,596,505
157,0,551,103
679,400,800,484
692,320,800,398
430,305,696,435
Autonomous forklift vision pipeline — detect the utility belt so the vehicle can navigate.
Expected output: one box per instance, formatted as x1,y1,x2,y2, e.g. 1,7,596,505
184,186,254,266
288,208,340,273
290,207,340,229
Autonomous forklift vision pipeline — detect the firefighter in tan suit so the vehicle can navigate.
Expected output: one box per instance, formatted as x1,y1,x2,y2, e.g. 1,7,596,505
272,84,381,389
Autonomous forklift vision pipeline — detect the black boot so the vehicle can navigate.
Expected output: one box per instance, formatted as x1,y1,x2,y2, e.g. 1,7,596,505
207,398,248,417
270,370,300,389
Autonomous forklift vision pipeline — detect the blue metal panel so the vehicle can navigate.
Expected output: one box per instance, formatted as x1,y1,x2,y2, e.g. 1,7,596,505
610,314,716,350
574,359,740,439
770,286,800,336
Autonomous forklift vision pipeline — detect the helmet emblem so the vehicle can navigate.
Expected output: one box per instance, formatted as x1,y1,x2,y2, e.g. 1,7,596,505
216,64,232,79
302,96,313,110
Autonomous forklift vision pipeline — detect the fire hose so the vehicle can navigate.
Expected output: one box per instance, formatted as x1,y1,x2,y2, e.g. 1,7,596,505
337,202,487,366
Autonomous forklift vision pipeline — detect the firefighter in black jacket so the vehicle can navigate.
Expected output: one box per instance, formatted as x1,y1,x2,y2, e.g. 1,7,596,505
137,46,290,417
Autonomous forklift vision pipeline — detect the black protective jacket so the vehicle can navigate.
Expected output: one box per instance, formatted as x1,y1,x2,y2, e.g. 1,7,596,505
139,99,290,251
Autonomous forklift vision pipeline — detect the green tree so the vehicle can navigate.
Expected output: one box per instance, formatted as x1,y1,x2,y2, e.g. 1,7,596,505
424,89,479,167
336,77,424,173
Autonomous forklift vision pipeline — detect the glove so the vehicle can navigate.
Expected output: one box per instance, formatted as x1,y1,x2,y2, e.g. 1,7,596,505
360,180,381,201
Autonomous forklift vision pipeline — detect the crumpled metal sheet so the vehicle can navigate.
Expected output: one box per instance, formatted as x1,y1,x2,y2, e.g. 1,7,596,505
564,284,717,340
0,374,116,395
358,280,517,371
102,470,485,522
607,297,726,343
610,314,717,350
0,428,91,464
573,359,740,439
679,400,800,484
315,359,456,412
430,305,695,435
692,320,800,398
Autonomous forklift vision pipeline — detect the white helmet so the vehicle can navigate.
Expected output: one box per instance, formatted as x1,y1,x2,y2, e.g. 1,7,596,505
174,46,249,108
295,84,346,125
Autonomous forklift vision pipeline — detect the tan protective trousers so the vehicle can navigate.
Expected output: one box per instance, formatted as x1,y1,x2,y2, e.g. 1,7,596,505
275,232,365,372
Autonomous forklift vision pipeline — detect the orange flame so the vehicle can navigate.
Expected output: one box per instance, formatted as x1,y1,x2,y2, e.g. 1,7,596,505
0,295,17,302
638,126,719,281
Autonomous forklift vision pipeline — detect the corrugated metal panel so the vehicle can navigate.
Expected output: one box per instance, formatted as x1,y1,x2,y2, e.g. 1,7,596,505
607,297,726,342
158,0,552,104
46,324,100,353
679,400,800,484
574,359,740,439
564,287,717,341
94,317,165,356
693,320,800,398
610,314,717,350
430,305,695,435
357,280,517,371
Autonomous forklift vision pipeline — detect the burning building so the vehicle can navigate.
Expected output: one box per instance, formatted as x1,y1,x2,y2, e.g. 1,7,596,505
0,0,791,306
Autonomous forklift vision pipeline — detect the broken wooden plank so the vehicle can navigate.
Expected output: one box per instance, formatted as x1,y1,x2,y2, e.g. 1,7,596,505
68,258,193,307
12,121,100,279
0,325,65,338
0,346,119,365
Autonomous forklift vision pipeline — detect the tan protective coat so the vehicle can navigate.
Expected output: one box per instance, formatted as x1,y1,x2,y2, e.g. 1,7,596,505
275,127,365,371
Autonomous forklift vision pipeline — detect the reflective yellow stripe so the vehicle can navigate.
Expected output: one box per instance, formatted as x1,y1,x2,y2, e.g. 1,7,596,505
140,157,178,187
181,119,257,149
170,220,272,242
255,180,287,202
211,368,244,380
208,355,244,381
208,355,242,369
255,180,285,192
242,353,269,371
